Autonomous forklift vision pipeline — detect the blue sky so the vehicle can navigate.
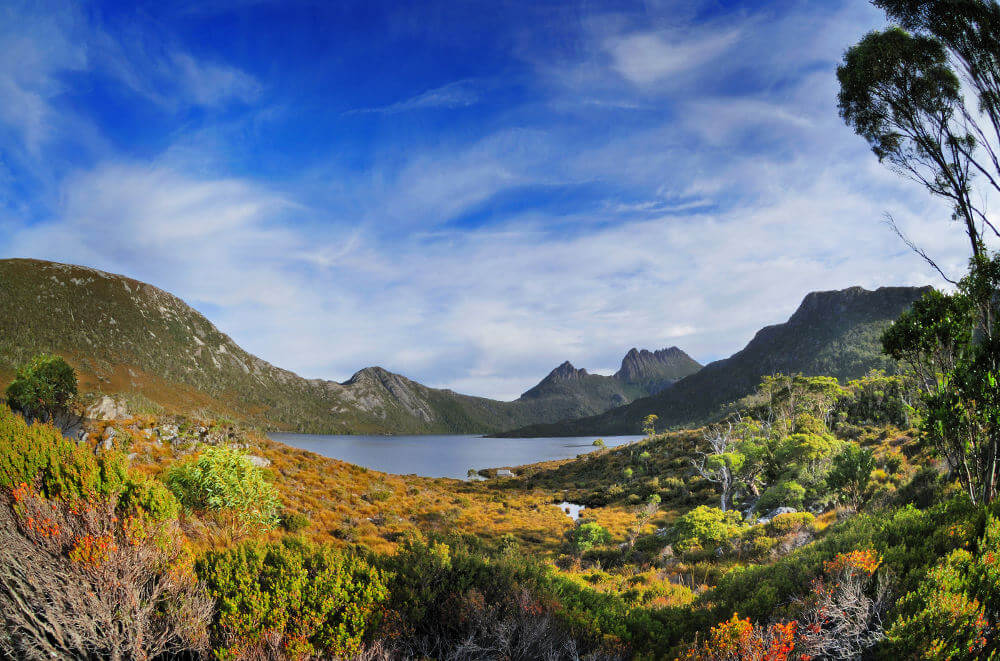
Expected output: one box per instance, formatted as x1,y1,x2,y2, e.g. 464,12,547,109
0,0,973,399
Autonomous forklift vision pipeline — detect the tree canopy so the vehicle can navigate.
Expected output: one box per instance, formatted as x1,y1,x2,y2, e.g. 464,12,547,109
4,354,78,424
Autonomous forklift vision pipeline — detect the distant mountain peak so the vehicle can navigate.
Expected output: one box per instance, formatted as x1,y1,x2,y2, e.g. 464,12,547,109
788,286,931,325
344,366,395,385
500,284,932,438
614,346,701,392
549,361,588,380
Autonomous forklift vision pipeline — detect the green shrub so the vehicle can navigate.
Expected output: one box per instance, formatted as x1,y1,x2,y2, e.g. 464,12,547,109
569,521,612,554
280,510,311,533
196,539,387,659
165,445,280,532
119,474,181,522
583,546,625,568
0,404,180,525
883,514,1000,658
828,443,875,508
0,404,126,502
757,480,806,512
4,354,77,423
743,534,779,560
661,476,685,491
379,536,622,656
766,511,815,536
705,496,981,632
669,506,745,554
884,548,991,658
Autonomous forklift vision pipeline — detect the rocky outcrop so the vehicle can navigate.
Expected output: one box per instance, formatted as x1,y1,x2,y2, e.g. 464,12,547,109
85,396,130,421
614,347,702,393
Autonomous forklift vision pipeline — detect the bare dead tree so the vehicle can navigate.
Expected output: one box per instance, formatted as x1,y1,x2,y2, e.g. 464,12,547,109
366,587,621,661
793,570,892,660
0,489,213,660
691,422,739,512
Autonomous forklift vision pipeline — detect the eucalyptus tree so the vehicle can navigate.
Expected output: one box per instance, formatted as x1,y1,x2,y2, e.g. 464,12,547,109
838,0,1000,503
838,0,1000,262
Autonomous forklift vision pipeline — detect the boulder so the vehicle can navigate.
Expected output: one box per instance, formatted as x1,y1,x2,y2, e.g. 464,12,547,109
100,426,117,451
246,454,271,468
757,506,797,525
85,396,129,421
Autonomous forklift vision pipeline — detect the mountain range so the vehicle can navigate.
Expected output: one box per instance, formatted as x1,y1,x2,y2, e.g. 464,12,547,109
498,285,931,437
0,259,699,434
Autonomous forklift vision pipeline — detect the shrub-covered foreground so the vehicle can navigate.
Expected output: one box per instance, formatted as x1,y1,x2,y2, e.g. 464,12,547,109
5,364,1000,660
197,538,388,659
0,404,210,659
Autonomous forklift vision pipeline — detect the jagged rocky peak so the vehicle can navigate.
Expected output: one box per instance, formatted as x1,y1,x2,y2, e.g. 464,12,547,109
547,361,589,380
343,366,407,388
614,346,701,385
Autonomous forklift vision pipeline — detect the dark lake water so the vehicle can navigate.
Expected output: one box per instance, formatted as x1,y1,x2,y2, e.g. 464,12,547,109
268,433,643,480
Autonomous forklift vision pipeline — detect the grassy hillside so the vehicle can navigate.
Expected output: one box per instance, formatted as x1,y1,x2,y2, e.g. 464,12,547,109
499,285,930,437
0,259,692,434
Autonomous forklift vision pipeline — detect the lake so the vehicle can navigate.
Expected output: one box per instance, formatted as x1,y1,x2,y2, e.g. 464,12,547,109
268,433,643,479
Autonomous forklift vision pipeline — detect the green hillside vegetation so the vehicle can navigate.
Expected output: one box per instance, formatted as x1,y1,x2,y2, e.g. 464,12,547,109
501,285,930,437
0,259,697,435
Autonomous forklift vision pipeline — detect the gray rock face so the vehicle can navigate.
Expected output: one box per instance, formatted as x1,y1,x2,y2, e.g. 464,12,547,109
613,347,702,392
100,426,117,450
85,396,129,421
246,454,271,468
547,361,589,381
757,506,798,524
342,367,437,423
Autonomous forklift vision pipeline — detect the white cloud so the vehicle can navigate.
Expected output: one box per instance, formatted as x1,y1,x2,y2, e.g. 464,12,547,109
607,28,742,85
169,52,262,107
0,0,260,156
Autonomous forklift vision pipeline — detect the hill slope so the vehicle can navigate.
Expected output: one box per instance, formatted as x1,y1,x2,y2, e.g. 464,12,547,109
497,285,931,437
0,259,695,434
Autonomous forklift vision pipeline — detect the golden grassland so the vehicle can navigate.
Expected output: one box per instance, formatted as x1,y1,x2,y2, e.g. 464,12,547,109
110,416,578,555
82,411,925,612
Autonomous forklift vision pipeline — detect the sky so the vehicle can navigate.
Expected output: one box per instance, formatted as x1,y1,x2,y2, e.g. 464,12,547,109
0,0,979,400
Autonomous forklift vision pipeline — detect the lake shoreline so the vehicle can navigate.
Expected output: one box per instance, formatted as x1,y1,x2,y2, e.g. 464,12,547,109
268,432,643,480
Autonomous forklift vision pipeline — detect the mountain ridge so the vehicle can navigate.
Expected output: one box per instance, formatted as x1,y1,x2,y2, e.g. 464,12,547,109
0,258,695,434
495,284,931,437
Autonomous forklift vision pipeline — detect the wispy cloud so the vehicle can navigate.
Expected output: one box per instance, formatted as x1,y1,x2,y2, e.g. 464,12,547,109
0,1,88,153
0,0,983,401
346,80,480,115
607,27,743,86
93,29,262,110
